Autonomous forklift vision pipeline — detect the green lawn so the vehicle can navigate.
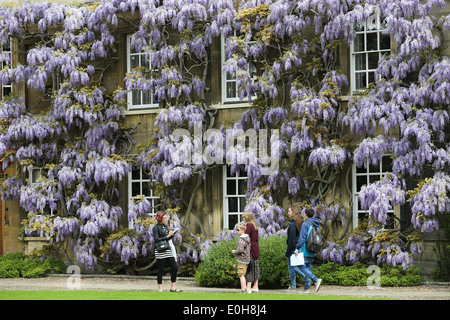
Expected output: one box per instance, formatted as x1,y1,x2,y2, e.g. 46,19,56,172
0,290,374,300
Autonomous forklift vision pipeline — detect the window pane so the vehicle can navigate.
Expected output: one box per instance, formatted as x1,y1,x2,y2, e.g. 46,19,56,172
142,182,150,197
132,168,141,180
228,197,238,212
32,170,42,183
141,54,149,69
369,161,380,173
130,55,139,69
239,196,246,211
2,86,11,97
354,34,365,52
250,63,257,78
227,180,236,195
132,90,141,105
368,72,375,84
142,90,151,105
368,52,379,69
238,179,246,194
382,156,393,172
355,53,366,71
367,33,377,51
238,169,247,177
226,72,236,81
228,214,238,230
358,211,369,221
357,199,363,211
226,82,236,98
380,33,391,50
355,73,366,90
357,176,367,190
369,175,380,184
132,182,141,196
356,165,367,174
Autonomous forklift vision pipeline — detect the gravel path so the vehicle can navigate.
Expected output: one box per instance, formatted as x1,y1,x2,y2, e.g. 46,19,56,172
0,275,449,300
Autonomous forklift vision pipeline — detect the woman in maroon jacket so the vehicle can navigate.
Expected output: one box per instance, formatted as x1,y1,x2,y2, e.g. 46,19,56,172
243,211,260,293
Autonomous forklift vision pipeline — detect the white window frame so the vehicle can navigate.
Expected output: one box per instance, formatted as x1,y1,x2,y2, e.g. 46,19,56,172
128,166,160,228
1,40,12,98
221,33,257,104
222,165,247,230
126,35,159,110
350,11,390,93
352,154,393,229
29,168,42,185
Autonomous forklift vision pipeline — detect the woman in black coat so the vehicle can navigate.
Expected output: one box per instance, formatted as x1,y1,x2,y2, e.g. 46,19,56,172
153,211,182,292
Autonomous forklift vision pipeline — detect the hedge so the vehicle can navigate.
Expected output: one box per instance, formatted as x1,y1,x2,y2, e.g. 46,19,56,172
0,252,67,278
314,262,422,287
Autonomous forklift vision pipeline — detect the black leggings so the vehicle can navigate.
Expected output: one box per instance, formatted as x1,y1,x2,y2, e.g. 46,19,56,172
156,257,178,284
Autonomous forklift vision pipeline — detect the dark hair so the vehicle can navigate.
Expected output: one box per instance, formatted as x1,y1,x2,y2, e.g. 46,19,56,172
304,208,315,218
155,211,166,223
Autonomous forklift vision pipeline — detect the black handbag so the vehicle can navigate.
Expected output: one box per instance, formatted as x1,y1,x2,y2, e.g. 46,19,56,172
156,240,170,251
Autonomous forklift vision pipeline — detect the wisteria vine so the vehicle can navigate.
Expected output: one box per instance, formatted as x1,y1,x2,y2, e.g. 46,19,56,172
0,0,449,272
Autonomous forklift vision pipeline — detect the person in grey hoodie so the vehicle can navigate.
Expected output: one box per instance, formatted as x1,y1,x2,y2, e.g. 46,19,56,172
295,208,322,294
232,222,251,293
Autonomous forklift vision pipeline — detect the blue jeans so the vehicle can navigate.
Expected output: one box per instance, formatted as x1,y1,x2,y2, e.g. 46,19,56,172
286,257,306,289
299,256,317,290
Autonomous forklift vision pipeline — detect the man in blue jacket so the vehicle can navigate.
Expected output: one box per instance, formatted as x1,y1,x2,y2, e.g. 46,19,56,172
295,208,322,293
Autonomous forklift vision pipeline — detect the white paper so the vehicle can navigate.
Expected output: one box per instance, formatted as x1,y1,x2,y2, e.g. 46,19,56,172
290,252,304,266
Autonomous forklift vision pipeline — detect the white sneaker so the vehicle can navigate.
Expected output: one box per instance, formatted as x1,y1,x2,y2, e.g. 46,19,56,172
315,278,322,292
301,289,310,294
284,287,297,292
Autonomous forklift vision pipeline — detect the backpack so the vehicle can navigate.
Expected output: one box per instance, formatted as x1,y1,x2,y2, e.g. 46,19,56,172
305,221,323,253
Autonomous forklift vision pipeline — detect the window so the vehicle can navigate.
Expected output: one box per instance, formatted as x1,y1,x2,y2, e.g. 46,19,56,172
222,165,247,230
352,155,393,228
126,35,158,110
128,166,160,219
350,12,390,92
29,168,42,185
1,40,12,98
221,33,257,104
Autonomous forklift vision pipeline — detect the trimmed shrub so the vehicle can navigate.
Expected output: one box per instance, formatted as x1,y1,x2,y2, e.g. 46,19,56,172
0,252,66,278
195,237,239,288
195,235,290,289
258,235,290,288
314,262,422,287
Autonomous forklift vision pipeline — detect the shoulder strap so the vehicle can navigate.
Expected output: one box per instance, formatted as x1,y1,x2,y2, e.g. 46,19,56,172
306,220,318,229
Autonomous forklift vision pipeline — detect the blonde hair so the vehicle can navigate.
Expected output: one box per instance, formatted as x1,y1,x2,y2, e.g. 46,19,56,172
242,211,258,231
236,222,247,231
